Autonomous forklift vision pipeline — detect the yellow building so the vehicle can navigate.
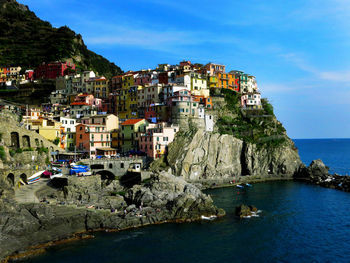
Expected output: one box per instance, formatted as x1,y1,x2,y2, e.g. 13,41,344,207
207,75,218,89
93,78,109,99
115,74,140,120
38,120,62,141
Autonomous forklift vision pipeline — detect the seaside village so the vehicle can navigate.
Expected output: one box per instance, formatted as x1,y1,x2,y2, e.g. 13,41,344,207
0,61,262,162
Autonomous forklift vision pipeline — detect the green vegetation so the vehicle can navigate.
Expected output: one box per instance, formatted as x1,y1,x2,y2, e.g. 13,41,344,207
141,177,152,185
0,146,6,160
52,138,60,145
110,191,126,197
261,98,274,115
221,88,241,113
0,1,122,77
37,147,48,154
23,147,34,151
217,89,287,148
15,148,23,153
9,149,15,157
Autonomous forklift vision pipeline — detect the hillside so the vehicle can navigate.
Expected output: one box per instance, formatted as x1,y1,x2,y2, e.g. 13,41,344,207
0,0,122,77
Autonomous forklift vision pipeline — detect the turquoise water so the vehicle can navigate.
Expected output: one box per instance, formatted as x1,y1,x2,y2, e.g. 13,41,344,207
23,139,350,263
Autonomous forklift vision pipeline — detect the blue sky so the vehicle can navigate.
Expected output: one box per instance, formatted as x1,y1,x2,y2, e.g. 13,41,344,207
19,0,350,138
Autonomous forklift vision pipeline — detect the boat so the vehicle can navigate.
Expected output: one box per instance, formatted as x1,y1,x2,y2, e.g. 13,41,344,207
69,165,90,175
236,184,244,188
28,170,45,184
50,173,63,179
246,183,252,187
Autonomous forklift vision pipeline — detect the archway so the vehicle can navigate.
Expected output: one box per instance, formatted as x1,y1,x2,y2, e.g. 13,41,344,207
91,164,104,170
11,132,19,149
109,163,113,169
7,173,14,186
40,140,44,147
97,170,116,180
35,138,39,147
20,173,27,184
22,135,31,148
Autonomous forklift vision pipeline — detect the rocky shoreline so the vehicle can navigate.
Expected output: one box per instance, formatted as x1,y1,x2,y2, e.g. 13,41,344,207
2,162,350,262
0,172,224,262
295,159,350,192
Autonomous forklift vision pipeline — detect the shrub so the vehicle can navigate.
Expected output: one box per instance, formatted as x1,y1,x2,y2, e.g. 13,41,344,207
52,138,60,145
9,149,15,157
0,146,6,160
23,147,34,151
261,98,274,115
15,148,23,153
37,147,48,154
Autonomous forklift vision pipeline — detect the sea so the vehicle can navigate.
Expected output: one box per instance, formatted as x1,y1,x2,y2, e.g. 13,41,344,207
23,139,350,263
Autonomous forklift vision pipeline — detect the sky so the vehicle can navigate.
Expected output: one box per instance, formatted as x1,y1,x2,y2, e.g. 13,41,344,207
18,0,350,139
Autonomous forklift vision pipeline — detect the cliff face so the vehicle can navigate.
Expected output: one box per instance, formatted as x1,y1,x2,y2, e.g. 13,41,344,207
166,129,302,183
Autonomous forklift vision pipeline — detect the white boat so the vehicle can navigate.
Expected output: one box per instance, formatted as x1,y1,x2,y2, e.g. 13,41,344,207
50,173,63,179
246,183,252,187
236,184,244,188
27,170,44,184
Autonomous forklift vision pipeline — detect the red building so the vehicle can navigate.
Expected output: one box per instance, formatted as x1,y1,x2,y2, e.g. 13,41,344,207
25,70,34,81
35,61,76,80
158,72,168,84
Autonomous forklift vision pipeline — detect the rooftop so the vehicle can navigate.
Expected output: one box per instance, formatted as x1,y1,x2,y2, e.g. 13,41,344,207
121,118,145,126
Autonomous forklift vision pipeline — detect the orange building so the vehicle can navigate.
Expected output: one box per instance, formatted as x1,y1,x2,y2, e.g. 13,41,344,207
216,72,239,92
192,95,213,109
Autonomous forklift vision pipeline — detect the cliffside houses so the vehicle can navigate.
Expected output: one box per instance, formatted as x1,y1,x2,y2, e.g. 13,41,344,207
7,60,264,159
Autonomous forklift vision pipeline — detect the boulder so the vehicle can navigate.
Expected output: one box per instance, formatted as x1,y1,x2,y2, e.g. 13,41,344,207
235,204,258,218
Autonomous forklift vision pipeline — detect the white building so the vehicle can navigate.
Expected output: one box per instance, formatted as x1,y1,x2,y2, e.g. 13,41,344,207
241,93,262,109
205,115,214,132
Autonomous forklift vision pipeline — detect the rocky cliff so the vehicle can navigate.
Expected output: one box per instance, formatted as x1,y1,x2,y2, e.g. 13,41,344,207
165,129,302,184
0,172,223,261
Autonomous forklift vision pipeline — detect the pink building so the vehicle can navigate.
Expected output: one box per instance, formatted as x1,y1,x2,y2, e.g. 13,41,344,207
138,123,179,158
74,93,102,110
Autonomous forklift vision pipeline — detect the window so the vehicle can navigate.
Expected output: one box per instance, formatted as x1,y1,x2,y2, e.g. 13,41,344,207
79,134,82,139
120,163,124,168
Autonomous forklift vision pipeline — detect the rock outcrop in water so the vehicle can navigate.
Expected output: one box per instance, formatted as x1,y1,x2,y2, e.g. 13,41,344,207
166,129,302,184
0,172,223,261
297,159,350,192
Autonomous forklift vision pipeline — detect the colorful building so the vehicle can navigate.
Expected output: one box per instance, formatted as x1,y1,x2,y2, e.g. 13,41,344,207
35,61,75,79
241,92,262,109
120,118,148,153
216,72,239,92
93,78,109,99
139,123,179,158
75,123,112,158
204,63,225,76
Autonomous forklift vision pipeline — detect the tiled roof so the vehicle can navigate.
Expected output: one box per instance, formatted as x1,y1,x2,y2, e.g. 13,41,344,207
121,118,144,126
71,102,88,106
